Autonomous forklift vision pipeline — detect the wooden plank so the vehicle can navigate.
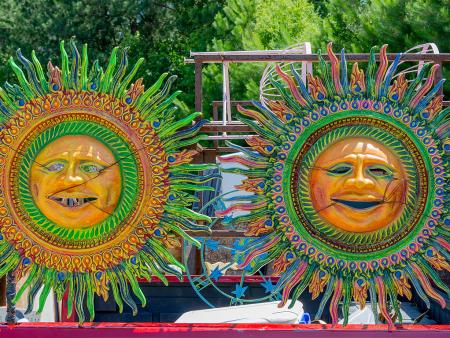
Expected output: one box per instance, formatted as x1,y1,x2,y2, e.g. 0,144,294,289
186,229,247,238
189,52,450,63
205,135,252,141
201,122,253,132
212,100,254,107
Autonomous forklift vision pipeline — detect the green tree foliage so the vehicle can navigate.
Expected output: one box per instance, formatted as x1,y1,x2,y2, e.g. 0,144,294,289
318,0,450,93
0,0,224,114
122,0,225,113
0,0,448,115
0,0,139,79
204,0,321,114
319,0,449,52
205,0,449,111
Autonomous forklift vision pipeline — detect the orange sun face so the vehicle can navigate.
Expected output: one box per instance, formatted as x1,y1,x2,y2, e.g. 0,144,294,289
310,137,407,233
30,135,122,229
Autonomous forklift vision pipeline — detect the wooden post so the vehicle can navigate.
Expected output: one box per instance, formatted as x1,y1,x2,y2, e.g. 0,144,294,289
435,62,444,95
194,61,203,113
0,276,6,306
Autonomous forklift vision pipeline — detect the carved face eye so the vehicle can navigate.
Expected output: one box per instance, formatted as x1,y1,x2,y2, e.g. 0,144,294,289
367,165,392,179
327,163,352,176
80,162,104,174
45,161,65,173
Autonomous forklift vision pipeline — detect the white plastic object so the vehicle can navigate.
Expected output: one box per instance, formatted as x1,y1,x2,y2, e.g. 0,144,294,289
175,300,303,324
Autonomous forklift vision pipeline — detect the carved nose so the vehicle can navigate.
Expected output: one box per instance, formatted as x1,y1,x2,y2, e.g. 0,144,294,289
346,165,374,189
63,163,85,184
64,174,84,183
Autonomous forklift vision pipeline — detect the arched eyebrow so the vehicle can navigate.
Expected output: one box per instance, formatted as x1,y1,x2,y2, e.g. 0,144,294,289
34,159,68,172
36,152,112,168
35,151,69,163
366,164,395,176
321,154,392,168
77,158,110,167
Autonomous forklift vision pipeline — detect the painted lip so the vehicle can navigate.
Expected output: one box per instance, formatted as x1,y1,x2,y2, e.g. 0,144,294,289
48,196,97,208
332,198,383,210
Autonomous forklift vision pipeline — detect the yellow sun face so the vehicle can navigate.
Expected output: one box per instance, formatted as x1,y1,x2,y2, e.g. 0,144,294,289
310,137,407,233
30,135,122,229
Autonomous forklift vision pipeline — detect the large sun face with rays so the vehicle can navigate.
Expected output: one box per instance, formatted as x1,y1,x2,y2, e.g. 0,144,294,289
31,135,122,229
0,41,213,323
220,43,450,326
310,137,407,233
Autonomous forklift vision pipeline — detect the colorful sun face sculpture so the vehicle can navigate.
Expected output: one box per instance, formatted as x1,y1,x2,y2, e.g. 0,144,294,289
219,43,450,326
0,40,213,322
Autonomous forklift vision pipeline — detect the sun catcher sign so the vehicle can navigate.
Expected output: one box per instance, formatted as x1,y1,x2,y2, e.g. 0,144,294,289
219,43,450,326
0,41,212,322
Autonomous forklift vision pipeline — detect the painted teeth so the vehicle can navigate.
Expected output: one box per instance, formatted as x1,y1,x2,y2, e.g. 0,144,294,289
49,196,97,207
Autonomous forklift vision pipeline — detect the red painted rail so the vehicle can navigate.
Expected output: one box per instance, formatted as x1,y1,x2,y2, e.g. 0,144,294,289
0,323,449,338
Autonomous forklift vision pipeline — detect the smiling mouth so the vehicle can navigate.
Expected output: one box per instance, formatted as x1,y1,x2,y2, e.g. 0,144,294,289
332,199,383,210
48,196,97,208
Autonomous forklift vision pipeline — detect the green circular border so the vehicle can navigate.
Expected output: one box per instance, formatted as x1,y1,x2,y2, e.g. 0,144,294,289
17,120,139,242
296,124,417,247
282,110,435,261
